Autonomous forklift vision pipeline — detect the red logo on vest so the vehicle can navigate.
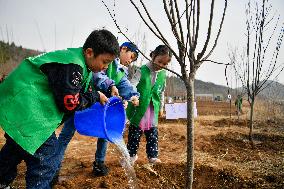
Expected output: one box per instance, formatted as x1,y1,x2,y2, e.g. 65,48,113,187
64,93,79,110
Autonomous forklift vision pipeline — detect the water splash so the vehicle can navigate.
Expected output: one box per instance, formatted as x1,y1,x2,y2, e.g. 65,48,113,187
112,138,138,189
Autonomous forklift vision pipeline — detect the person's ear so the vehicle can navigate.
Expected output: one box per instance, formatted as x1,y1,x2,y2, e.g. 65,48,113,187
84,48,94,58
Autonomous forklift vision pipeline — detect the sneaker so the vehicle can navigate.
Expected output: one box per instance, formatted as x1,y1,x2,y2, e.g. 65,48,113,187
0,184,13,189
129,155,138,165
92,161,109,177
148,158,161,164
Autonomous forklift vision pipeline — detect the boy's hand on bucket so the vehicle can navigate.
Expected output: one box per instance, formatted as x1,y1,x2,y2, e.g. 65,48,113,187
122,100,128,109
98,91,109,105
110,86,119,97
130,96,139,106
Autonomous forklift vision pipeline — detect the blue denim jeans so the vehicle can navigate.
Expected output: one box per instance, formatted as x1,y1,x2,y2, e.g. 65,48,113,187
95,138,108,162
0,132,59,189
56,116,76,170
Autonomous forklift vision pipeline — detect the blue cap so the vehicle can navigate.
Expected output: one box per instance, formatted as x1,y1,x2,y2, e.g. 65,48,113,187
120,42,139,59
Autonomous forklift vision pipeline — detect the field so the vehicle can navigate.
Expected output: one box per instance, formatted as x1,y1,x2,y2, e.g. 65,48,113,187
1,100,283,188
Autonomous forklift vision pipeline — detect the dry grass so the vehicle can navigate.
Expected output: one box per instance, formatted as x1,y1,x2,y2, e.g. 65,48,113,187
1,100,283,188
254,99,284,121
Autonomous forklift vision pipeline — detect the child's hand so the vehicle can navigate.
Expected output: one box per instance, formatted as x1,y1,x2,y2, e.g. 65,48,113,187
98,91,109,105
130,96,139,106
111,86,119,97
122,100,128,109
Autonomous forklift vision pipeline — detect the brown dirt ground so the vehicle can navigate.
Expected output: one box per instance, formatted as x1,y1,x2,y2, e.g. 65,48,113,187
1,101,283,188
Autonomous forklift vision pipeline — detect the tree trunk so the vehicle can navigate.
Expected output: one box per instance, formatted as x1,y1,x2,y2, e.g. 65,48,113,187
249,99,255,148
229,99,232,119
185,78,195,189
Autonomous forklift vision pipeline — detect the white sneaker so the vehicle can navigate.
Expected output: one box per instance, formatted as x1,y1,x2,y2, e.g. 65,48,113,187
129,155,138,165
148,158,161,164
0,185,12,189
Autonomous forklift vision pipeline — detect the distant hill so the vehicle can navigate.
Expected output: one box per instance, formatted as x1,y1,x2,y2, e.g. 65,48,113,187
0,41,40,75
165,76,232,99
166,75,284,101
257,80,284,100
1,41,283,101
128,66,234,99
233,80,284,100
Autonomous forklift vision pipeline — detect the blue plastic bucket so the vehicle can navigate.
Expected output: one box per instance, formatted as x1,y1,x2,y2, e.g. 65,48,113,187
74,96,126,143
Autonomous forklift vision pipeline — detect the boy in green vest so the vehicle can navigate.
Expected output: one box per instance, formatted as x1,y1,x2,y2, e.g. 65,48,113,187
53,42,140,182
0,29,119,189
126,45,172,165
92,42,140,176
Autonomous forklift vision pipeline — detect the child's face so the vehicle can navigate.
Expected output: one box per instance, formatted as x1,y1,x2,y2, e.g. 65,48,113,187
119,47,137,67
84,48,116,73
152,54,171,71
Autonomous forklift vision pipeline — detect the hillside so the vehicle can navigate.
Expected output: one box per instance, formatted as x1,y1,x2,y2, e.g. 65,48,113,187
166,76,234,99
1,41,283,101
258,80,284,100
0,41,40,75
166,76,284,101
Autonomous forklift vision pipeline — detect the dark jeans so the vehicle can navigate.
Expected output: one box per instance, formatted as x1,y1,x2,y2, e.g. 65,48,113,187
0,133,59,189
95,138,108,162
127,125,159,159
56,116,76,171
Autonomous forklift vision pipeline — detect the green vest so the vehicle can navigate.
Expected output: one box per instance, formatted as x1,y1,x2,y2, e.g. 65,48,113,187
106,60,125,85
126,65,166,127
0,48,92,154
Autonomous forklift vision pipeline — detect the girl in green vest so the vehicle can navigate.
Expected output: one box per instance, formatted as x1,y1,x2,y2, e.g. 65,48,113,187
126,45,172,164
0,29,119,189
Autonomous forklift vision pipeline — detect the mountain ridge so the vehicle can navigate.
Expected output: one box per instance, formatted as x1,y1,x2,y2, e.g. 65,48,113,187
1,41,283,100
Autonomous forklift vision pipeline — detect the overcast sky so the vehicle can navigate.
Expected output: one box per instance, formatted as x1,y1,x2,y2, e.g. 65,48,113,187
0,0,283,87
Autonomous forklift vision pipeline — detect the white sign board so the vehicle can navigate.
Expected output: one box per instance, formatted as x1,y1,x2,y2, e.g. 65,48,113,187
165,104,178,119
165,102,197,120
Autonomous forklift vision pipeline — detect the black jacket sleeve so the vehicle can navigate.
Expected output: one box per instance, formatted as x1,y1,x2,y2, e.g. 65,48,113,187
40,63,100,113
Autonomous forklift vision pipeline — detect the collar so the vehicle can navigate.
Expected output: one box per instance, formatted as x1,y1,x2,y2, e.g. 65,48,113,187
146,62,161,73
114,58,128,73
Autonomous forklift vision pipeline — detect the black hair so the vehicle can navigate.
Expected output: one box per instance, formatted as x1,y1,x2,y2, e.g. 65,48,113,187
83,29,119,57
150,45,172,60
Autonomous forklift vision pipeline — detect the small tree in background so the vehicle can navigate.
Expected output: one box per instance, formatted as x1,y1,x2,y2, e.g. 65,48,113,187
230,0,284,147
228,47,247,120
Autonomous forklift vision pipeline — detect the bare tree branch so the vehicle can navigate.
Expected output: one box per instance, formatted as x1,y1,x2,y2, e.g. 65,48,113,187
173,0,185,44
197,0,215,60
202,0,228,60
101,0,150,61
202,59,231,65
192,0,200,51
139,0,170,45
